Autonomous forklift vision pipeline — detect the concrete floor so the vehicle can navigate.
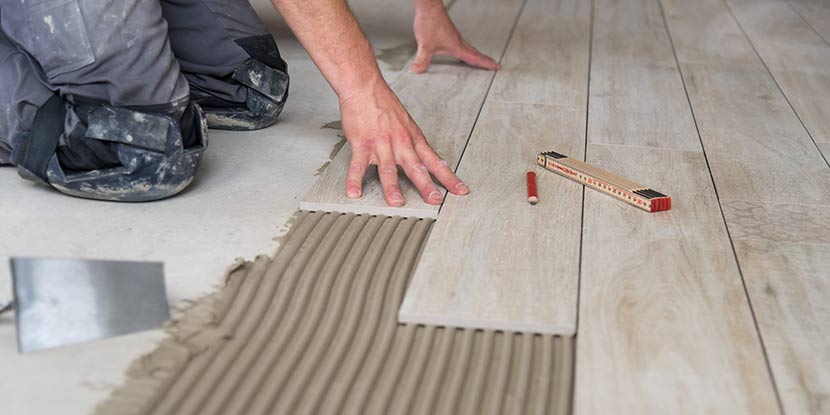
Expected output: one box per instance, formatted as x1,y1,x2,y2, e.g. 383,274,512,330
0,2,413,413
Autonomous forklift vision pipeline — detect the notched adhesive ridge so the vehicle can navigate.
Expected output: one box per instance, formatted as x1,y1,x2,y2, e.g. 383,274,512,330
96,211,575,415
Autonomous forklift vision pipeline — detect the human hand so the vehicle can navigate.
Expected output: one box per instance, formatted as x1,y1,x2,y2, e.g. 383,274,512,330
410,0,501,73
339,79,470,206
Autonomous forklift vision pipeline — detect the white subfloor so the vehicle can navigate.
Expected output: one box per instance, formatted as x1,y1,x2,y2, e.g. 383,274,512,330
0,2,413,413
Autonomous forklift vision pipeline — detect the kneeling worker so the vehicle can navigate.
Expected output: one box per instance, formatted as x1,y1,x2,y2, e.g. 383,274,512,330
0,0,499,206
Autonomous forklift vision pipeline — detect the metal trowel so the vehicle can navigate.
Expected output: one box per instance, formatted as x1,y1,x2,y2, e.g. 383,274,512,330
3,257,170,353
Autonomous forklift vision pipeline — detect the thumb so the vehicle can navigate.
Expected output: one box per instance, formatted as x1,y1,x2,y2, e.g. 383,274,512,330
409,46,433,73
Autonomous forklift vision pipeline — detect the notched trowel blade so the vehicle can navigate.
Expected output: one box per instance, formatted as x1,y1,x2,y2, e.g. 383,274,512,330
10,257,170,353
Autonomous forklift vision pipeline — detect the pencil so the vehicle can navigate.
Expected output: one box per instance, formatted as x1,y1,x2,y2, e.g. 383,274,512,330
526,171,538,205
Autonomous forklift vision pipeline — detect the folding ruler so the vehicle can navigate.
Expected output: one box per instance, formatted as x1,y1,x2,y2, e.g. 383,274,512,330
537,150,671,212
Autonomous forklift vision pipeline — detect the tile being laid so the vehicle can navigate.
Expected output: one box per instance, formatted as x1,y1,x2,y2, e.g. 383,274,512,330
299,0,524,218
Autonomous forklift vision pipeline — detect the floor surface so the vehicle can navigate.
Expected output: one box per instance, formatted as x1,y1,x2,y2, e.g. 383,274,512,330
96,213,574,415
0,1,412,413
2,0,829,413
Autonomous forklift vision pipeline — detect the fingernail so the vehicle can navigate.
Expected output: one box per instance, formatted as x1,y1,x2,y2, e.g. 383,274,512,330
390,192,404,204
415,163,428,173
456,183,469,194
430,190,442,200
440,159,449,167
347,188,361,198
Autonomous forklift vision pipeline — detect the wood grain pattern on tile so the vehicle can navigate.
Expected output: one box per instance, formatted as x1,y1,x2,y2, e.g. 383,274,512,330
399,104,585,334
733,239,830,415
722,200,830,245
787,0,830,43
726,0,830,147
400,0,590,335
587,0,700,151
299,0,524,218
576,145,779,415
489,0,591,108
679,61,830,205
726,0,830,70
659,0,757,65
664,0,830,412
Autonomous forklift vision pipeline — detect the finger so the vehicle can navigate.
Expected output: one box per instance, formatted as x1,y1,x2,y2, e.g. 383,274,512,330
413,138,469,195
409,46,433,74
345,144,371,199
453,44,501,70
376,141,405,207
394,136,443,205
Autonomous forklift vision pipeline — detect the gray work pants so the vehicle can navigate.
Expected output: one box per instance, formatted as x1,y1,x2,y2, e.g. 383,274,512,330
0,0,289,201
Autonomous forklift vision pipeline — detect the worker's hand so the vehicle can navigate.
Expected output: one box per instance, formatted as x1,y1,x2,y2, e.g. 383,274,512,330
339,79,470,206
410,0,501,73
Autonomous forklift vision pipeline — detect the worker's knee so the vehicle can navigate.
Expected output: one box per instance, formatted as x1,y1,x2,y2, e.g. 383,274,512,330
13,98,208,202
162,0,290,131
198,53,290,131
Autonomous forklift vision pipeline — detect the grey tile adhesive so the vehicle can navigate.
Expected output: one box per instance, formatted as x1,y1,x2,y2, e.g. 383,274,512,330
96,211,575,415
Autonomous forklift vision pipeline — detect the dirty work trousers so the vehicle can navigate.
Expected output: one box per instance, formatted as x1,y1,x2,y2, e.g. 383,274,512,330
0,0,289,201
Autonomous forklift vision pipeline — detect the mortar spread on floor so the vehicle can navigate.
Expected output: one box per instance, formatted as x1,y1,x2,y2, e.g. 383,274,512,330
97,211,575,415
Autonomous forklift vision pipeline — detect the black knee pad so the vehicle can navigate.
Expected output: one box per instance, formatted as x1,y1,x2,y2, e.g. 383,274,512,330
13,98,208,202
202,58,290,131
189,35,290,131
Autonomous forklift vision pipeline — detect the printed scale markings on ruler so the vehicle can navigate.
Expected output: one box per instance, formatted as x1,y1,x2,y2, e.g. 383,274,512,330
536,151,672,213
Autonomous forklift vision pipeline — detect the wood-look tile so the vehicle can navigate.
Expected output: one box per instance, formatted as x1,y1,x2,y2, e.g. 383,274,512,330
576,144,778,415
488,0,590,107
733,239,830,414
588,0,699,151
490,19,590,108
680,62,830,205
722,200,830,245
594,0,666,34
725,0,830,146
660,0,758,65
399,103,585,334
787,0,830,43
400,0,590,335
667,2,830,413
765,69,830,145
727,0,830,71
588,58,700,150
299,0,524,218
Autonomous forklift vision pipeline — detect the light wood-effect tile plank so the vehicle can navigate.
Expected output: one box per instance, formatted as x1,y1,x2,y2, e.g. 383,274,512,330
731,239,830,415
587,0,699,151
576,145,779,415
488,0,590,108
399,0,591,334
721,200,830,246
787,0,830,43
674,61,830,204
399,104,584,334
577,0,779,412
726,0,830,70
299,0,524,218
721,199,830,414
664,0,830,205
725,0,830,149
659,0,758,65
663,0,830,412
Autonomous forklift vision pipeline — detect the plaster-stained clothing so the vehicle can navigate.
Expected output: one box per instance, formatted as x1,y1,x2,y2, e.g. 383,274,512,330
0,0,289,201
